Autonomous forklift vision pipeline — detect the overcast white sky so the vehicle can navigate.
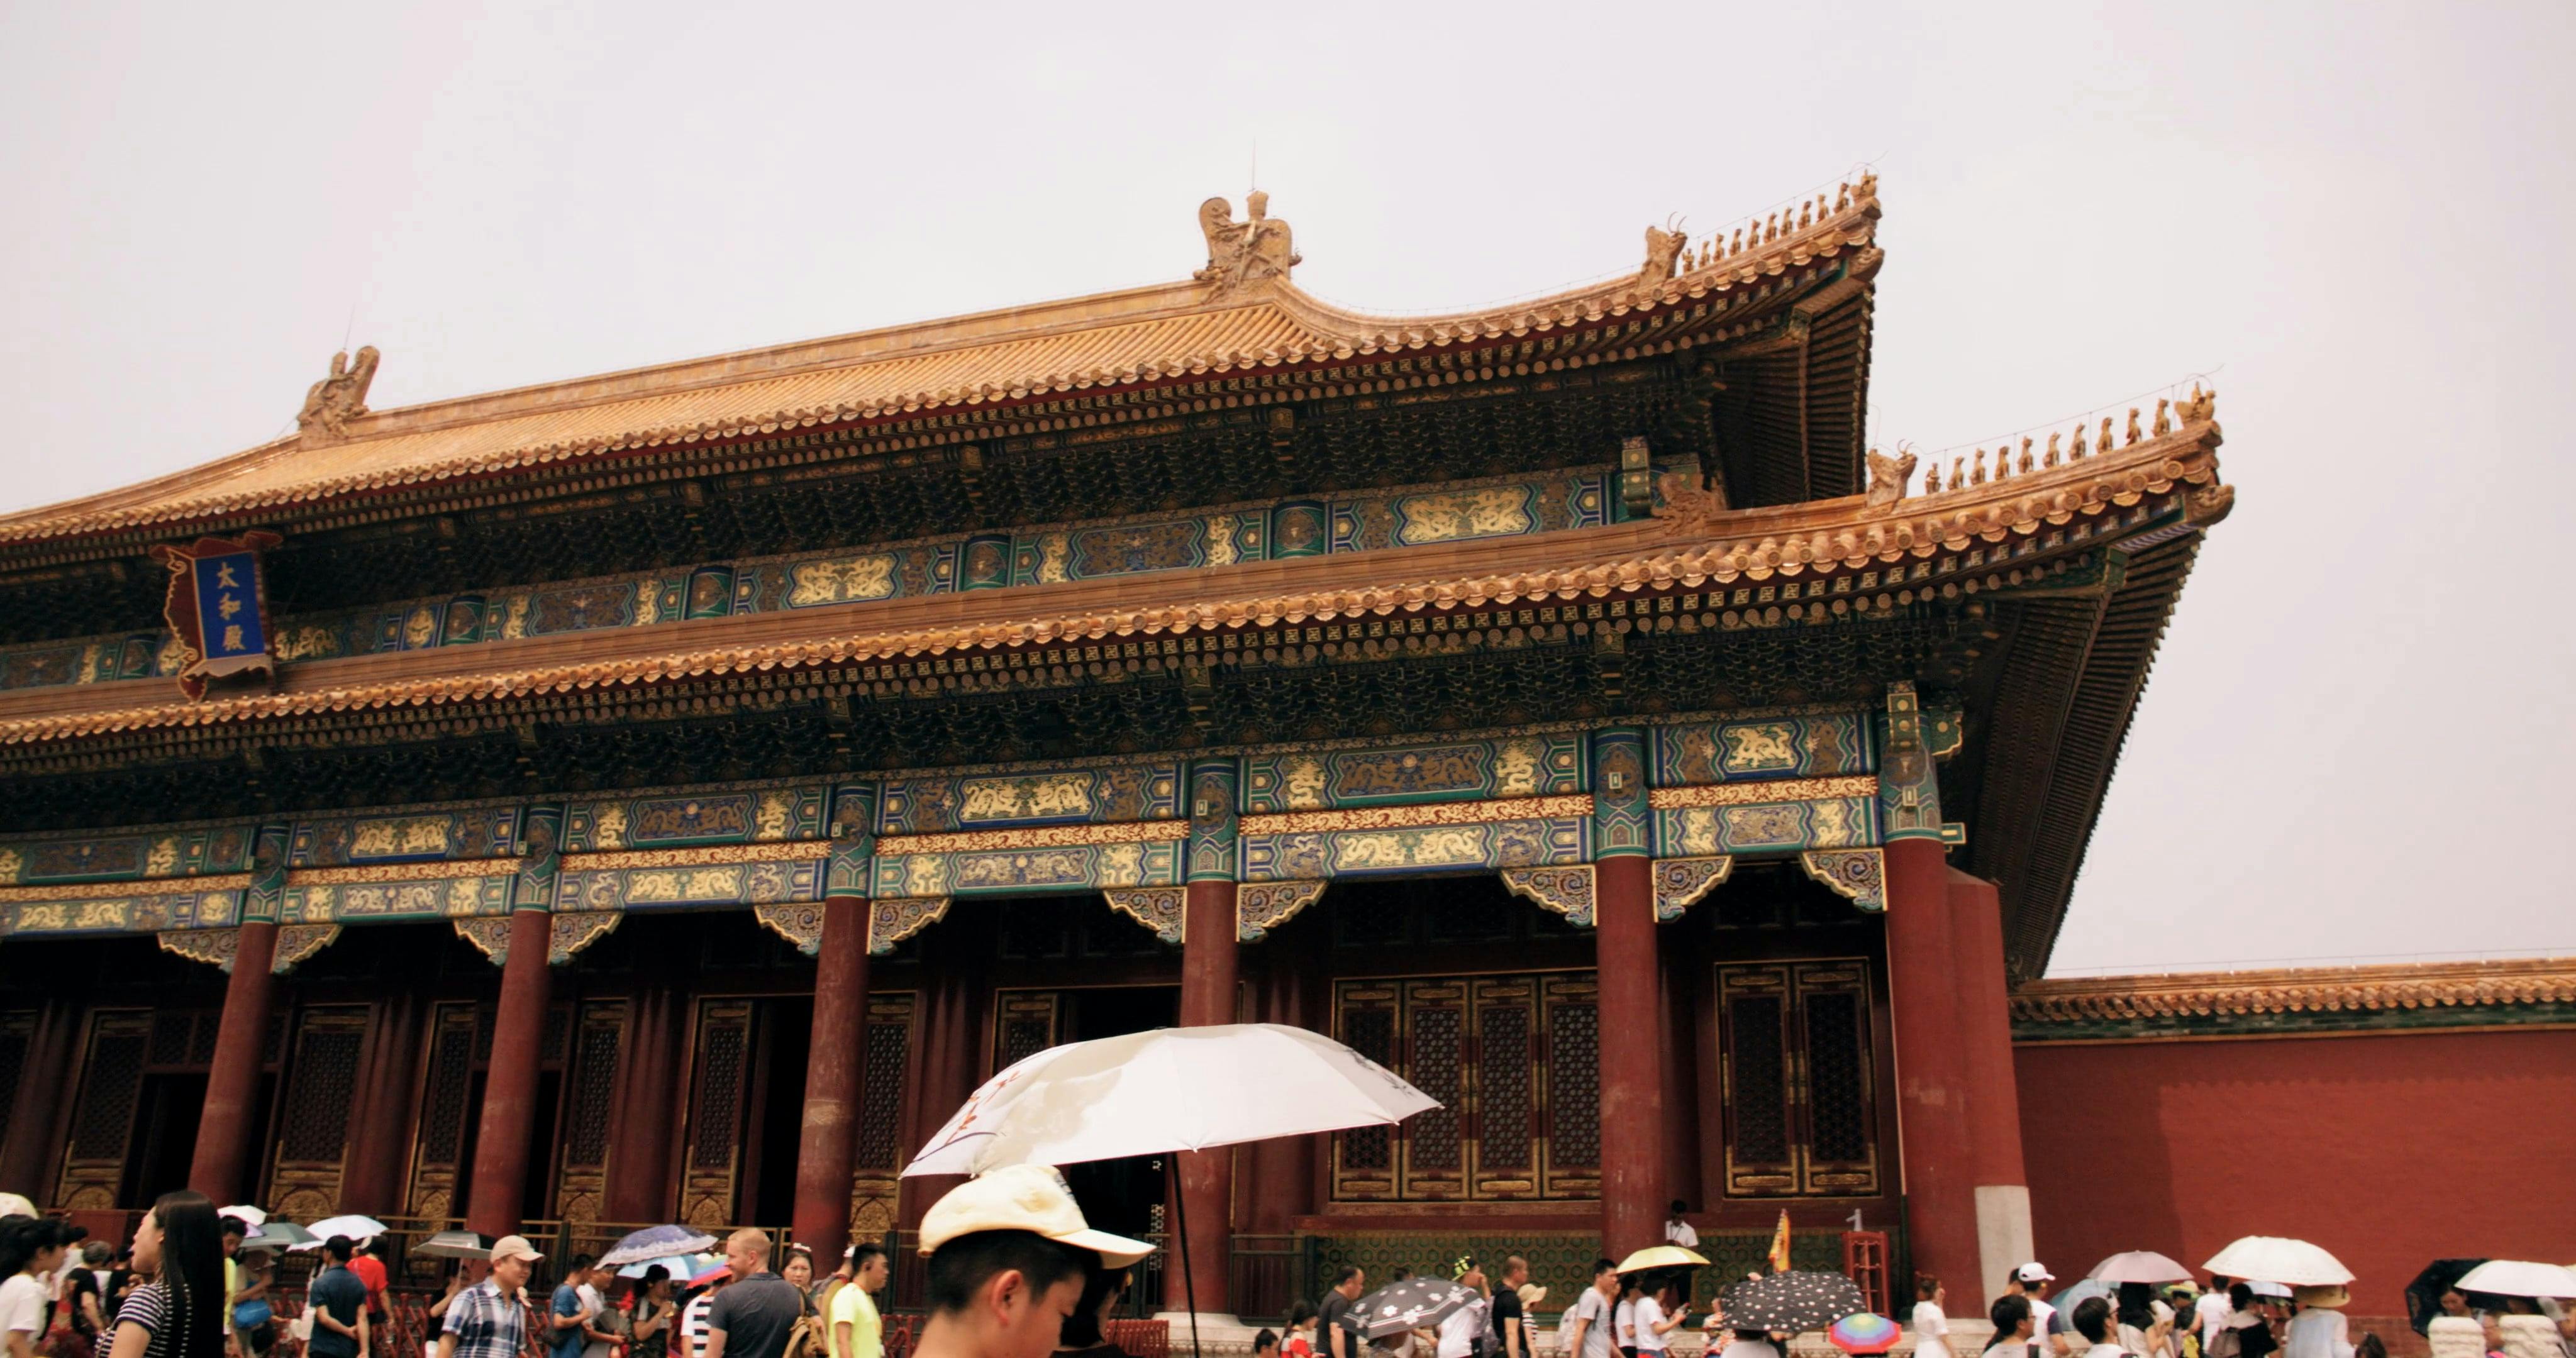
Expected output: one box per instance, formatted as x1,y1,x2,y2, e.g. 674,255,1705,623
2,1,2568,975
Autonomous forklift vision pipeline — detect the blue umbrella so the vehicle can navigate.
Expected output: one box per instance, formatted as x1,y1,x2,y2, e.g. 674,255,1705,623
602,1227,720,1269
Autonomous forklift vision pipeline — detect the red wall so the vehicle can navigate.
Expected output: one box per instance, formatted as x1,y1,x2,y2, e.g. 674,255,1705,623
2015,1028,2576,1317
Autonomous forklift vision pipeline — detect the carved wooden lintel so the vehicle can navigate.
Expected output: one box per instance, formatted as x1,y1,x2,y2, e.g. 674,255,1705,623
1800,848,1886,912
1651,856,1733,922
1501,864,1596,927
867,896,949,955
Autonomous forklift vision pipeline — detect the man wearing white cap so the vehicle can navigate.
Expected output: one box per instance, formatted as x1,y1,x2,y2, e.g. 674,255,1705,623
437,1236,541,1358
2006,1265,2066,1358
913,1165,1155,1358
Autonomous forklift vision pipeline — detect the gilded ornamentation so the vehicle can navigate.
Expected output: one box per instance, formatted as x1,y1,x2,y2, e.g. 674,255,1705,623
1336,827,1484,871
351,815,452,859
787,556,899,607
1798,848,1885,911
1240,794,1592,836
548,911,620,964
297,346,380,439
272,923,339,972
453,917,515,965
0,873,252,903
1501,864,1596,928
1236,879,1326,942
1647,775,1879,809
158,927,240,971
626,867,744,904
958,773,1095,824
291,858,509,885
752,902,825,955
867,895,950,955
1194,192,1299,299
877,819,1187,856
1651,856,1733,922
1396,487,1534,546
1102,886,1186,944
563,841,831,871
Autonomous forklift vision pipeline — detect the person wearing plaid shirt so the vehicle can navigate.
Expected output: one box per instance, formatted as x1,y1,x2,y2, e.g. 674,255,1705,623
437,1237,542,1358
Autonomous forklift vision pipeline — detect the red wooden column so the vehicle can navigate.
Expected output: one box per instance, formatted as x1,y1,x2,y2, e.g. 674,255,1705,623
606,978,687,1222
465,805,562,1238
1591,727,1663,1259
0,997,81,1194
794,785,879,1266
1240,915,1326,1235
191,822,290,1203
1948,868,2031,1292
1173,757,1241,1318
1885,837,1975,1292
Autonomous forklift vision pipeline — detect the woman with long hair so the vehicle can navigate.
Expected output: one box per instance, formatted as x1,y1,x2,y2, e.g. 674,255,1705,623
106,1191,226,1358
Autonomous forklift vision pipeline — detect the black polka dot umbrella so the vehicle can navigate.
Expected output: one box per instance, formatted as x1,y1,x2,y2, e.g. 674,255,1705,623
1718,1271,1870,1335
1345,1278,1480,1340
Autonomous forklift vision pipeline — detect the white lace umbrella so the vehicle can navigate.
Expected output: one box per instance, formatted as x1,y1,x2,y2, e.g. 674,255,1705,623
906,1023,1439,1358
2454,1262,2576,1300
904,1022,1435,1176
2204,1238,2353,1287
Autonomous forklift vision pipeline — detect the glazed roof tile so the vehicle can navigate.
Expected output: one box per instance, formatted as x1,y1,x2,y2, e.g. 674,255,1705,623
0,180,1881,547
2009,956,2576,1023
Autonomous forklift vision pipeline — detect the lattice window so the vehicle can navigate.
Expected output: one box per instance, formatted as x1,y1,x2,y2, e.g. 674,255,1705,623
1402,992,1465,1190
562,1006,625,1170
416,1009,477,1166
1473,991,1533,1178
992,993,1060,1072
69,1025,147,1161
689,1016,748,1171
278,1021,365,1162
1336,1002,1397,1180
1335,971,1597,1202
1716,960,1879,1198
187,1013,218,1066
852,995,914,1173
1542,978,1599,1195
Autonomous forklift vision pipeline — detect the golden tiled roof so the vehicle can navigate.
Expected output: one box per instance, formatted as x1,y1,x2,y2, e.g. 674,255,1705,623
2009,956,2576,1023
0,407,2223,746
0,179,1882,547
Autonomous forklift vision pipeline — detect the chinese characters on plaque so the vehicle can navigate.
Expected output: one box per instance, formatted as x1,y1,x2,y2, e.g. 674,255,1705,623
150,531,282,700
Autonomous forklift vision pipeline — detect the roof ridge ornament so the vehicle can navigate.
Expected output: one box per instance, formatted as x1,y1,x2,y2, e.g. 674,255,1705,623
297,345,379,441
1641,218,1689,284
1194,192,1299,302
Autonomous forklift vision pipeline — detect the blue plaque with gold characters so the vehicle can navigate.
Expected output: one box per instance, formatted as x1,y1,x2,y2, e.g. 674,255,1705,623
149,531,283,700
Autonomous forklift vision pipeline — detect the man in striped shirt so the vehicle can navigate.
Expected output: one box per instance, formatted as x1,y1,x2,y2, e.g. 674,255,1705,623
436,1237,540,1358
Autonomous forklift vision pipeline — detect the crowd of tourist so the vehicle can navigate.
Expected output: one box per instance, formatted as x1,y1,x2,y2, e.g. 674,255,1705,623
0,1211,895,1358
14,1193,2576,1358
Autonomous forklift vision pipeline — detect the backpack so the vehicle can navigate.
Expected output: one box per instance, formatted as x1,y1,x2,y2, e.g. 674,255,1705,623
2204,1327,2241,1358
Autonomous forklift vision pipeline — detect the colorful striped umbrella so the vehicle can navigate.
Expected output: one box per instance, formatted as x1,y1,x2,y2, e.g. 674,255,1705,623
1829,1313,1901,1354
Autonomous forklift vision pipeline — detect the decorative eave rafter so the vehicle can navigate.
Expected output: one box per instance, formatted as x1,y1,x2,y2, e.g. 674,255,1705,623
0,412,2226,749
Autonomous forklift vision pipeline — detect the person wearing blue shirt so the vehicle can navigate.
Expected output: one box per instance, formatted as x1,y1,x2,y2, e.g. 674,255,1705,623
306,1237,370,1358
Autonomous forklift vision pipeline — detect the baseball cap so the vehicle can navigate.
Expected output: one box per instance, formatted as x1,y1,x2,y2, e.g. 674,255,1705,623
919,1164,1155,1268
2016,1262,2054,1284
490,1235,543,1265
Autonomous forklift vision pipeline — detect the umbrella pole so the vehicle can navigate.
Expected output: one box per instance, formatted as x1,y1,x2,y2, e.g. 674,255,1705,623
1168,1154,1203,1358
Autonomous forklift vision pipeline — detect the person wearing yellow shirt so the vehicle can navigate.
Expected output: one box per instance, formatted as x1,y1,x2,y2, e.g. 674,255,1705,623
826,1247,887,1358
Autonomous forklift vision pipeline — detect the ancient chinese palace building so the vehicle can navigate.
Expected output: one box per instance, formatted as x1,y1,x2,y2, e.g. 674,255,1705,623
0,177,2240,1314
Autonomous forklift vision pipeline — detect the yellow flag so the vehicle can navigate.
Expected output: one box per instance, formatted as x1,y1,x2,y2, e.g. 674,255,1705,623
1767,1209,1792,1272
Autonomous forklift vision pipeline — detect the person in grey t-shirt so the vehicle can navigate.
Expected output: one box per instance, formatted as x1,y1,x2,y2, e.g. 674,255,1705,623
704,1231,805,1358
1562,1261,1622,1358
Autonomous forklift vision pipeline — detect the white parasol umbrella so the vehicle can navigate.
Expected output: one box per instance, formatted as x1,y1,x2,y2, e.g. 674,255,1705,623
2091,1252,2194,1284
217,1205,267,1228
2204,1238,2353,1288
298,1214,391,1248
0,1194,36,1220
906,1023,1440,1358
2454,1261,2576,1300
904,1023,1436,1176
2247,1282,2292,1300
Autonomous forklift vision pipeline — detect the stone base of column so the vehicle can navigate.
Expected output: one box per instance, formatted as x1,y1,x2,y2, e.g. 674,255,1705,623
1975,1183,2035,1301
